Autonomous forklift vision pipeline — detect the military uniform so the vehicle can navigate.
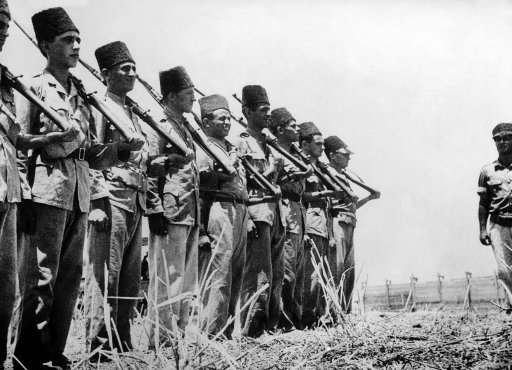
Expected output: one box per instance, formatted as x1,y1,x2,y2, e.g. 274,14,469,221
478,157,512,304
146,66,199,338
236,85,286,337
0,51,23,367
85,41,149,353
329,168,356,312
15,8,128,368
270,108,306,330
196,95,249,336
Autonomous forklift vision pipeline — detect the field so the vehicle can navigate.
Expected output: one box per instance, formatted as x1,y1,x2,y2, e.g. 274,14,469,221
7,305,510,369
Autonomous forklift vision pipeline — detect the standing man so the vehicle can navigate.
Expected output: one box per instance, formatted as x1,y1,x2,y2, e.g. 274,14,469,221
269,108,308,330
146,66,199,342
0,2,81,369
478,123,512,310
236,85,286,337
299,122,341,327
324,135,379,313
197,94,249,337
15,8,143,369
85,41,150,355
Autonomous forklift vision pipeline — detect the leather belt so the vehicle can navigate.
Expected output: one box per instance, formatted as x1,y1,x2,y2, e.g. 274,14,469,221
490,214,512,227
282,191,301,202
67,147,87,161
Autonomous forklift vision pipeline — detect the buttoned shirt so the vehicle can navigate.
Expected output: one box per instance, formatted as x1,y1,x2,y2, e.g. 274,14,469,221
17,69,121,212
90,92,149,213
328,165,357,225
197,137,248,201
478,159,512,219
234,129,283,226
146,106,200,226
0,67,22,203
304,171,329,238
275,149,305,235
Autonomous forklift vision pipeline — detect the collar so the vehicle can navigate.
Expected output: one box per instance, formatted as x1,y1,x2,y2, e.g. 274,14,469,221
164,105,184,123
495,159,512,170
42,69,78,100
106,91,127,107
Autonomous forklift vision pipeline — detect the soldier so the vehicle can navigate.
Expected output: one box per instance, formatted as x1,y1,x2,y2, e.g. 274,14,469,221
478,123,512,310
235,85,286,337
146,66,198,343
299,122,342,327
0,3,82,369
269,108,308,330
197,94,249,337
324,136,379,313
14,8,143,369
85,41,151,356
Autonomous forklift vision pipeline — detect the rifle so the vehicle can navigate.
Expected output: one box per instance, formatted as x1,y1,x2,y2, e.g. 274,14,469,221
231,93,310,172
13,20,138,142
2,66,70,131
192,87,281,198
340,169,380,195
136,75,235,175
77,57,192,157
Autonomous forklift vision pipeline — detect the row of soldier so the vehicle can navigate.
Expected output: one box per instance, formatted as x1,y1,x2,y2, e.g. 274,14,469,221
0,4,380,370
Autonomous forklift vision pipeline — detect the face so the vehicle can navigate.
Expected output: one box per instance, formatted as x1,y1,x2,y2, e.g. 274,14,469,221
278,119,300,142
205,108,231,139
331,151,350,168
0,14,10,52
247,103,271,130
170,87,195,113
104,62,136,95
493,132,512,156
43,30,80,69
303,134,324,159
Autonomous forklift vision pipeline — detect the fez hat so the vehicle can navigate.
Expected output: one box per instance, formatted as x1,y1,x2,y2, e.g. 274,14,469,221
299,121,321,139
242,85,269,109
324,135,353,156
0,0,10,20
199,94,230,118
159,66,194,98
32,7,79,44
270,107,295,129
95,41,135,71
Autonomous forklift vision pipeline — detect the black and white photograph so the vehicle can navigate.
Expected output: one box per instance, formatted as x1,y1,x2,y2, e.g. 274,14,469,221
0,0,511,369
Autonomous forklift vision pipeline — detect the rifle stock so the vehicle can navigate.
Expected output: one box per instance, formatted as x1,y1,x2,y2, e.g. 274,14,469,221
137,75,235,175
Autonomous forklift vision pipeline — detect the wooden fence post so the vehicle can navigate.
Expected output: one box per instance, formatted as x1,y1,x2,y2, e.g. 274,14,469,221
437,273,445,303
463,271,472,310
385,279,392,309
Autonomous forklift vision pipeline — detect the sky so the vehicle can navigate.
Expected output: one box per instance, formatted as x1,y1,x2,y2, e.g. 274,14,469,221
5,0,510,286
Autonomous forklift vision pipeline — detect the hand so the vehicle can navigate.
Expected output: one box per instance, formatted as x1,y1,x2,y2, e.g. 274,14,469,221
329,238,337,249
166,153,188,175
148,213,168,236
18,199,37,235
127,135,145,151
148,155,168,177
88,198,111,232
274,157,285,174
480,230,491,246
199,234,212,249
46,125,80,144
247,219,259,239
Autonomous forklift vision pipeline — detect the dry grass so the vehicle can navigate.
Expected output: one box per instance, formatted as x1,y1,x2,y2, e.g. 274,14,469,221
6,247,512,369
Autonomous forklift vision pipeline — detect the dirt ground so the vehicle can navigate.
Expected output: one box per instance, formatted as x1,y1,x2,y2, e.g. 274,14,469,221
11,305,506,369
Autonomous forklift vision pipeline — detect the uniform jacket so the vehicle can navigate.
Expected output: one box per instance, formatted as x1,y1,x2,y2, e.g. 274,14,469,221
233,128,284,227
146,106,200,226
17,69,122,212
89,92,149,213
